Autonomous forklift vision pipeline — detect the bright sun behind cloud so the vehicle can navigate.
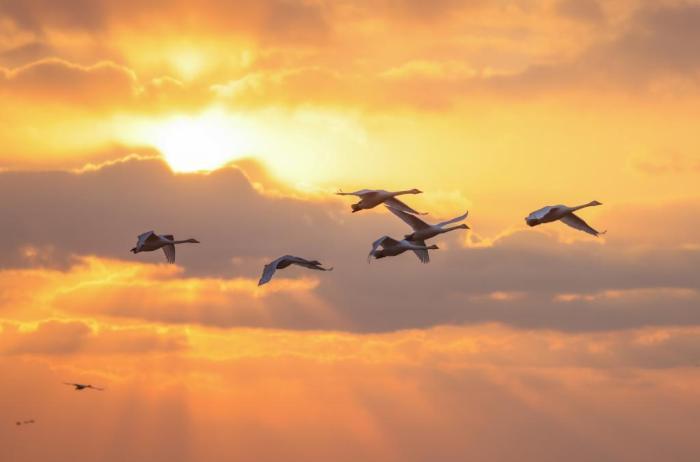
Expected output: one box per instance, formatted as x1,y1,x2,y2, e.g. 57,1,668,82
145,109,258,172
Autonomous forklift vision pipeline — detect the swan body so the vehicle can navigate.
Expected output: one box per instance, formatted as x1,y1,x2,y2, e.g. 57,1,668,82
130,231,200,263
368,235,439,263
64,382,104,391
525,201,606,236
259,255,333,286
336,188,425,214
387,206,469,242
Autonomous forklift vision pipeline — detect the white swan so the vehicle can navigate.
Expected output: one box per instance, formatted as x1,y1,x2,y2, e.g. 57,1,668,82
368,235,439,263
64,382,104,391
259,255,333,286
130,231,200,263
386,206,469,242
336,188,425,214
525,201,606,236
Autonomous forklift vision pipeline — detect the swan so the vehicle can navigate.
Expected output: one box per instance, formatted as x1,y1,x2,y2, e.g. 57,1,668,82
368,235,439,263
64,382,104,391
525,201,606,236
130,231,200,263
259,255,333,286
386,206,469,242
336,188,425,214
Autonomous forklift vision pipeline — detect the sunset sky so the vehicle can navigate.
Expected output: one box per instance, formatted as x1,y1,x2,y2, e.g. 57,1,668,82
2,1,700,460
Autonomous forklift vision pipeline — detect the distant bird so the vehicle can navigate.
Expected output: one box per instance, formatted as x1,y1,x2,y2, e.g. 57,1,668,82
130,231,200,263
368,236,439,263
64,383,104,391
259,255,333,286
525,201,606,236
16,419,35,426
386,206,469,242
336,189,425,214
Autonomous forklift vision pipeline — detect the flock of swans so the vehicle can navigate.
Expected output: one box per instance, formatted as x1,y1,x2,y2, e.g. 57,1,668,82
16,188,604,423
130,188,606,285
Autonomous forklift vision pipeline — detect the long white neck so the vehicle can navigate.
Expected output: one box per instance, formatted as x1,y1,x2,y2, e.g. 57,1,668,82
570,201,601,212
440,224,467,233
170,239,196,245
392,189,416,196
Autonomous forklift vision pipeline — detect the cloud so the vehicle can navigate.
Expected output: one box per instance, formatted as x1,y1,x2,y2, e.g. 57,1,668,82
0,156,698,332
0,319,188,355
555,0,604,23
3,323,700,461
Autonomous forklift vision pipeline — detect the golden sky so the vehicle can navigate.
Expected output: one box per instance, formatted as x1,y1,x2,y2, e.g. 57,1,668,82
2,1,700,460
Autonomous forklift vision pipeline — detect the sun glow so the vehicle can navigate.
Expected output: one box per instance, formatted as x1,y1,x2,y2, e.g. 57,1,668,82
145,110,258,172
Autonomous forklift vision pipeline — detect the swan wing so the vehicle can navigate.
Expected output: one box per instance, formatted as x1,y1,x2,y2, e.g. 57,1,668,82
137,231,157,247
411,240,430,264
528,206,557,220
436,211,468,228
560,213,605,236
384,197,424,215
162,244,176,263
368,236,398,262
386,205,429,230
259,256,288,285
291,258,333,271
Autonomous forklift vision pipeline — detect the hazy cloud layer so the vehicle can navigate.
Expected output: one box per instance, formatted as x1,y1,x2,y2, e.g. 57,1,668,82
4,323,700,461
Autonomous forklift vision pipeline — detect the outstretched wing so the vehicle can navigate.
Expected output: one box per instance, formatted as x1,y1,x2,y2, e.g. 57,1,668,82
368,236,399,262
528,206,557,221
437,211,468,228
560,213,606,237
137,230,157,247
258,258,284,286
384,197,425,215
336,189,375,196
162,245,175,263
159,234,176,263
288,256,333,271
411,239,430,264
386,205,429,230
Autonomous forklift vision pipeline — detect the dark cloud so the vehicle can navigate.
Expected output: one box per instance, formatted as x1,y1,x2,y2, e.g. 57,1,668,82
0,156,697,332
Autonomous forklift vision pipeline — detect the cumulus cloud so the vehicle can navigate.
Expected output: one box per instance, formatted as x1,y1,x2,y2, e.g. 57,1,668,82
0,156,697,332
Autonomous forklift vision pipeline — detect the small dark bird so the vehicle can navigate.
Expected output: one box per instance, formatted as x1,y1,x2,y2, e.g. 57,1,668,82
64,382,104,391
16,419,35,426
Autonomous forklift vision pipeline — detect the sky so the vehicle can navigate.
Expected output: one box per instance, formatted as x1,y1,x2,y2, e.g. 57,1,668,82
1,0,700,460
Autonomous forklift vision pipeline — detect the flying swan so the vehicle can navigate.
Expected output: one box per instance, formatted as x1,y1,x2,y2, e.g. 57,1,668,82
259,255,333,286
525,201,606,236
64,383,104,391
130,231,200,263
368,236,439,263
386,206,469,243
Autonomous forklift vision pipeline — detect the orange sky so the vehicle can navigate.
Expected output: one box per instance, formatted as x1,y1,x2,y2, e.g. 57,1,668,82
2,1,700,460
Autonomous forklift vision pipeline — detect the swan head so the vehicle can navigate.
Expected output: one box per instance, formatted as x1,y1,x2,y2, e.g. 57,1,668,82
410,189,422,194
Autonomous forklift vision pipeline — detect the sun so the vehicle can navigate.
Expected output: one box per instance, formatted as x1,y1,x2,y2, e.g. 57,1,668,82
147,110,257,172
